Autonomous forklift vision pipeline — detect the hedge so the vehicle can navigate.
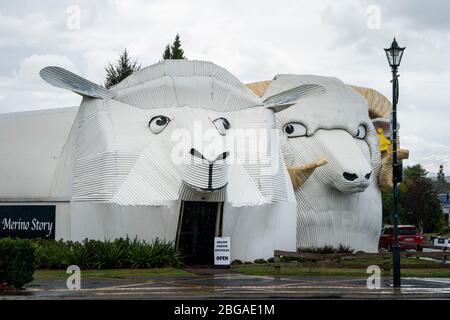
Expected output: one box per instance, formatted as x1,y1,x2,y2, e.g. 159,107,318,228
33,237,183,269
0,238,35,288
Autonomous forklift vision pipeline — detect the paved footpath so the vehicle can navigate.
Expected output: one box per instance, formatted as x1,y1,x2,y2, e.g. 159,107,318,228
2,269,450,300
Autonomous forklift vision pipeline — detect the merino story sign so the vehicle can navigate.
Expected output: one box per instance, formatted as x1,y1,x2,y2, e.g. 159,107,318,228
0,205,55,239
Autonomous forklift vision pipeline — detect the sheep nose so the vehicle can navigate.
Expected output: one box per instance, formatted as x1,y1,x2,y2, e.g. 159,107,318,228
364,172,372,180
190,148,229,162
343,172,358,181
214,151,229,161
190,148,206,160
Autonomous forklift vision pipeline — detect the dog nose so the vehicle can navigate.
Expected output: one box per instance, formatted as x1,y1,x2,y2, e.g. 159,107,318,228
343,172,358,181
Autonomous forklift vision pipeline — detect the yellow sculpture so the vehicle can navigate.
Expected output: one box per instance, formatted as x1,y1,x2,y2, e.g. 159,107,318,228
377,127,391,152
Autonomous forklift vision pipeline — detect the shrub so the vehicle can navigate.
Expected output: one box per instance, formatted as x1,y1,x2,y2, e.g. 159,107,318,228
336,244,354,254
297,244,354,254
93,240,125,269
267,257,274,263
32,237,182,270
126,238,182,268
254,259,267,264
34,239,68,269
0,238,35,288
64,239,96,269
280,256,300,263
231,259,243,265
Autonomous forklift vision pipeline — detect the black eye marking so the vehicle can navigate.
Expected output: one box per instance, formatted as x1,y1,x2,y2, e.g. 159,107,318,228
282,122,307,138
155,117,168,126
285,124,294,135
149,115,171,134
213,117,231,135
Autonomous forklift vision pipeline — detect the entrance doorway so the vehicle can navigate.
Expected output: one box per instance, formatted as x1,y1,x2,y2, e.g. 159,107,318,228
176,201,223,265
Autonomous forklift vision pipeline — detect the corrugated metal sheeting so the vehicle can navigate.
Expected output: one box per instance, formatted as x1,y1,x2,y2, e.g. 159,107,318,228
68,60,291,206
265,74,382,252
112,60,262,112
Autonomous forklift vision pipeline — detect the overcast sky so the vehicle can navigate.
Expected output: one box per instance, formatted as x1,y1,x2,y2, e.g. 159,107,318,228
0,0,449,175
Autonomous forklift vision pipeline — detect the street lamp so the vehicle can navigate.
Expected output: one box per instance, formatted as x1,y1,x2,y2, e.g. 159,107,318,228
384,38,406,288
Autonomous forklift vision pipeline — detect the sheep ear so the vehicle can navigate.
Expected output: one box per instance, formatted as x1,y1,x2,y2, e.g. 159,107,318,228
372,117,398,136
264,84,326,112
40,66,116,99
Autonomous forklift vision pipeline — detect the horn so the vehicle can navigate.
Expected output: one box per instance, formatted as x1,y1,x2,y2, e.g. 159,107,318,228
246,80,272,97
378,147,410,188
398,149,409,160
288,158,328,188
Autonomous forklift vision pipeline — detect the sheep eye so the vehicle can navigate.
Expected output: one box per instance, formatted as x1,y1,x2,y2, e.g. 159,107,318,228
149,115,170,134
356,125,367,139
283,122,307,138
213,117,231,135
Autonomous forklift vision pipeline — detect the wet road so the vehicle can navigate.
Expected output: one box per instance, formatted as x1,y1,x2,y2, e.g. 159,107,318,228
2,271,450,300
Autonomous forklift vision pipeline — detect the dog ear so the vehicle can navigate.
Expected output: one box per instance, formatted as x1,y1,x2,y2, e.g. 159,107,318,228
264,84,326,112
40,66,116,99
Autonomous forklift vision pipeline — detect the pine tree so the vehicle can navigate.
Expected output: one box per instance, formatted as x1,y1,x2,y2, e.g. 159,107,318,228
104,49,141,89
162,34,186,60
434,164,450,193
162,44,172,60
170,34,185,59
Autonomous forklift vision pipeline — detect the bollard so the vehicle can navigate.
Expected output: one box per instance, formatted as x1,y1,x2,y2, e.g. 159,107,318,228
443,247,447,264
274,255,281,274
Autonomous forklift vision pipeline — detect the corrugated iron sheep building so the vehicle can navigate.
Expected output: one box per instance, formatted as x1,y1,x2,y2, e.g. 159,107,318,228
0,59,406,261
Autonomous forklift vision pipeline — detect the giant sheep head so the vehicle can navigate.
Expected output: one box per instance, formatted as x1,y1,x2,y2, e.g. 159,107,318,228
40,60,294,207
265,75,381,194
252,74,383,252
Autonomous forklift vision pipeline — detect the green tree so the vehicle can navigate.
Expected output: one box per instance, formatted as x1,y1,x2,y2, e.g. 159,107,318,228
381,164,444,233
434,164,450,193
162,34,186,60
403,163,427,180
105,49,141,89
162,44,172,60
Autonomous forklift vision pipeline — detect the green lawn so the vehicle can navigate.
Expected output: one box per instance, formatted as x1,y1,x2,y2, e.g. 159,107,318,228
341,256,441,265
233,257,450,278
34,268,194,279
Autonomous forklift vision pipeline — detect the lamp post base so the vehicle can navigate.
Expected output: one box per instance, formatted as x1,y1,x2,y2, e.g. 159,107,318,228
392,245,401,287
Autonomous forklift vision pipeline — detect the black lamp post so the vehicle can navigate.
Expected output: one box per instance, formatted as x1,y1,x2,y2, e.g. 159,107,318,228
384,38,405,288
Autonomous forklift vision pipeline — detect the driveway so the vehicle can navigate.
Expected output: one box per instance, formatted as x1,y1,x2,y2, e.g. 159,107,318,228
2,269,450,300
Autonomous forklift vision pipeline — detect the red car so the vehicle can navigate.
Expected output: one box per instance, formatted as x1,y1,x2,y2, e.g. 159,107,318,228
379,225,424,251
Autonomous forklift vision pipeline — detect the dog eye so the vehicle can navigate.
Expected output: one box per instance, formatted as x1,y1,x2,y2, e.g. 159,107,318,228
356,125,367,139
283,122,307,138
213,117,231,135
149,115,170,134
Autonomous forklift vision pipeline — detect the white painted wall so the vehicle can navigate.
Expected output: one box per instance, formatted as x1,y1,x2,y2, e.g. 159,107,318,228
69,202,180,243
223,201,297,261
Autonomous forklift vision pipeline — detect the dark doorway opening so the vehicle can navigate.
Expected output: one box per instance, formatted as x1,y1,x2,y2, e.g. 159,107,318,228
176,201,223,265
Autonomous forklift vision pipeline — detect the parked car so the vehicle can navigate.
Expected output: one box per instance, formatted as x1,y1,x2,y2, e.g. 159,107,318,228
379,225,424,251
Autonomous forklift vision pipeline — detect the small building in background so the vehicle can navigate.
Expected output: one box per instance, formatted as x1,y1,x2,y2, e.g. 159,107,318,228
438,193,450,226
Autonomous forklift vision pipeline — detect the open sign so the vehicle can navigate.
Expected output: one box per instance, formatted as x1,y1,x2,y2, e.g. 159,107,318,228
214,237,230,266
